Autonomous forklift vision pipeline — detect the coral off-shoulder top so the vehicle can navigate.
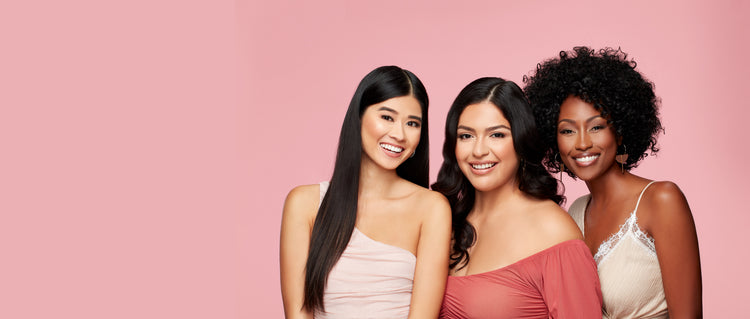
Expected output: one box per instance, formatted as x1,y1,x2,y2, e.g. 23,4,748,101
439,240,603,319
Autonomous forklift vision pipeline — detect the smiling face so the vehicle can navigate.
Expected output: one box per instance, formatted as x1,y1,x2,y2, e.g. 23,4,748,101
360,95,423,171
556,95,620,181
455,102,519,192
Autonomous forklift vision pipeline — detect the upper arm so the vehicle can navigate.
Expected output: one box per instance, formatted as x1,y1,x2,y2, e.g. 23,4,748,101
407,191,452,319
280,185,318,319
644,181,702,318
541,241,603,318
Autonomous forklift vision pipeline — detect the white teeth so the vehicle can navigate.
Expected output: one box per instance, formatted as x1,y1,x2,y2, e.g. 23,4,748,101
380,143,403,153
575,155,599,163
471,163,496,169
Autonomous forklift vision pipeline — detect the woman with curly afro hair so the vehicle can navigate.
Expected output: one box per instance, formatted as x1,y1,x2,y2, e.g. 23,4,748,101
524,47,702,318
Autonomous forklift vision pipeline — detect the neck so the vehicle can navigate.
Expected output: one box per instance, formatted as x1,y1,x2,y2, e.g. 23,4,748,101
358,155,401,197
584,162,633,203
471,179,523,217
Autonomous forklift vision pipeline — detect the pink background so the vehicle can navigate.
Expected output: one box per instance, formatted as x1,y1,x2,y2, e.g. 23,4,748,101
2,0,747,318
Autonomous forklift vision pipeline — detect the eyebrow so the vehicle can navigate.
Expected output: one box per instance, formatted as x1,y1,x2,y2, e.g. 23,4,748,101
558,115,604,125
378,106,422,122
457,124,510,132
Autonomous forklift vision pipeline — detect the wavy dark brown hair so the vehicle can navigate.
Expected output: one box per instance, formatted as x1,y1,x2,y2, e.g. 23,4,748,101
431,77,562,270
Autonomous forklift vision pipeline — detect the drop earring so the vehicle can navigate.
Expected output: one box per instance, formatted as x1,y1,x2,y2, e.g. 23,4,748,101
410,151,415,159
615,145,629,173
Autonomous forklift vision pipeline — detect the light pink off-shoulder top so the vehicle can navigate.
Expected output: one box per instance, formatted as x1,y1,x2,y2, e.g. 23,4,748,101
316,181,416,319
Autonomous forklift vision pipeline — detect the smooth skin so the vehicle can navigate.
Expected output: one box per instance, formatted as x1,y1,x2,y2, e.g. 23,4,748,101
451,102,582,277
280,96,452,319
557,96,702,318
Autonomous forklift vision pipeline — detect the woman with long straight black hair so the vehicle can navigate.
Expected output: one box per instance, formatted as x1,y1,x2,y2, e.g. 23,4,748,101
280,66,451,319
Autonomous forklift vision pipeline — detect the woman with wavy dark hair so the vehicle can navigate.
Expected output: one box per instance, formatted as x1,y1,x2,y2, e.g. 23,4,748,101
433,77,602,318
280,66,451,319
524,47,702,318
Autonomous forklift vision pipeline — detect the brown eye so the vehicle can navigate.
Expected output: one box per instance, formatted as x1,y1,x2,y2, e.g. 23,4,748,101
490,132,506,138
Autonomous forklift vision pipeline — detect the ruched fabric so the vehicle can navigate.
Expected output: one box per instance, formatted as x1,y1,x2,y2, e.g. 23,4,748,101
439,240,602,319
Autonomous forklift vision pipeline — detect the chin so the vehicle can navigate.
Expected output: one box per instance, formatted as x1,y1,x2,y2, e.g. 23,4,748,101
467,179,500,192
570,170,598,182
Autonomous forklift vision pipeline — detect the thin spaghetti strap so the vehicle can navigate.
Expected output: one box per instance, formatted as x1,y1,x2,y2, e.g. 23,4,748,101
633,181,657,213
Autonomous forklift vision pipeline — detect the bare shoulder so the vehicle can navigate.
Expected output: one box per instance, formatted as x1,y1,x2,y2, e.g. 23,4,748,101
282,184,321,224
529,199,583,243
397,180,449,210
641,180,694,229
644,181,688,206
410,187,451,220
414,187,450,206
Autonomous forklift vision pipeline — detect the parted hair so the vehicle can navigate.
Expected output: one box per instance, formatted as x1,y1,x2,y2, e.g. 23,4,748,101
431,77,562,270
304,65,429,313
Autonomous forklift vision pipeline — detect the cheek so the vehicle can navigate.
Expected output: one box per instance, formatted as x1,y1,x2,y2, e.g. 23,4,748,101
592,133,616,150
361,118,381,139
556,136,573,153
454,142,471,161
407,128,421,145
491,138,514,155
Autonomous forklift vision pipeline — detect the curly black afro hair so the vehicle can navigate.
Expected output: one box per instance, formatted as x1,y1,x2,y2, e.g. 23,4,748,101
523,46,663,177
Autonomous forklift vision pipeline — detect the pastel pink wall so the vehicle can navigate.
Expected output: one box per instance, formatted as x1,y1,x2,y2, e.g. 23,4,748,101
242,0,749,317
2,0,746,318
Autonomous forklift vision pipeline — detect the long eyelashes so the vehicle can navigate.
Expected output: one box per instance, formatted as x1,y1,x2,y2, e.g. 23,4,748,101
381,115,420,128
457,132,507,140
490,132,506,138
558,125,605,135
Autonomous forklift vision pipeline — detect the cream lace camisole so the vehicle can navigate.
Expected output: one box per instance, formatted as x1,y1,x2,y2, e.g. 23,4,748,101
315,181,416,319
568,181,668,318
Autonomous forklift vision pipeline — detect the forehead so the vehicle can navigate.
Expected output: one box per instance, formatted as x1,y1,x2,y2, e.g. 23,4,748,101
558,95,601,119
458,102,509,127
367,95,422,115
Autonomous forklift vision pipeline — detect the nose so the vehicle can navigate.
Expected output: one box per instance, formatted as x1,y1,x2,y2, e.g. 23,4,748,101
472,137,489,157
388,122,406,141
575,131,592,150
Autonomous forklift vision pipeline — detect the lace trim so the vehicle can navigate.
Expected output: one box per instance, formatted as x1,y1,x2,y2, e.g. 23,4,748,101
593,211,656,264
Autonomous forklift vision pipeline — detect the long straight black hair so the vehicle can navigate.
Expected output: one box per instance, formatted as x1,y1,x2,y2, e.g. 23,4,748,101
431,77,563,270
303,66,429,313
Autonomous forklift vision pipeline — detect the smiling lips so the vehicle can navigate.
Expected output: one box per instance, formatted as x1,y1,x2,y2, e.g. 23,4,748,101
573,154,600,166
380,143,405,158
472,163,496,169
469,162,497,174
